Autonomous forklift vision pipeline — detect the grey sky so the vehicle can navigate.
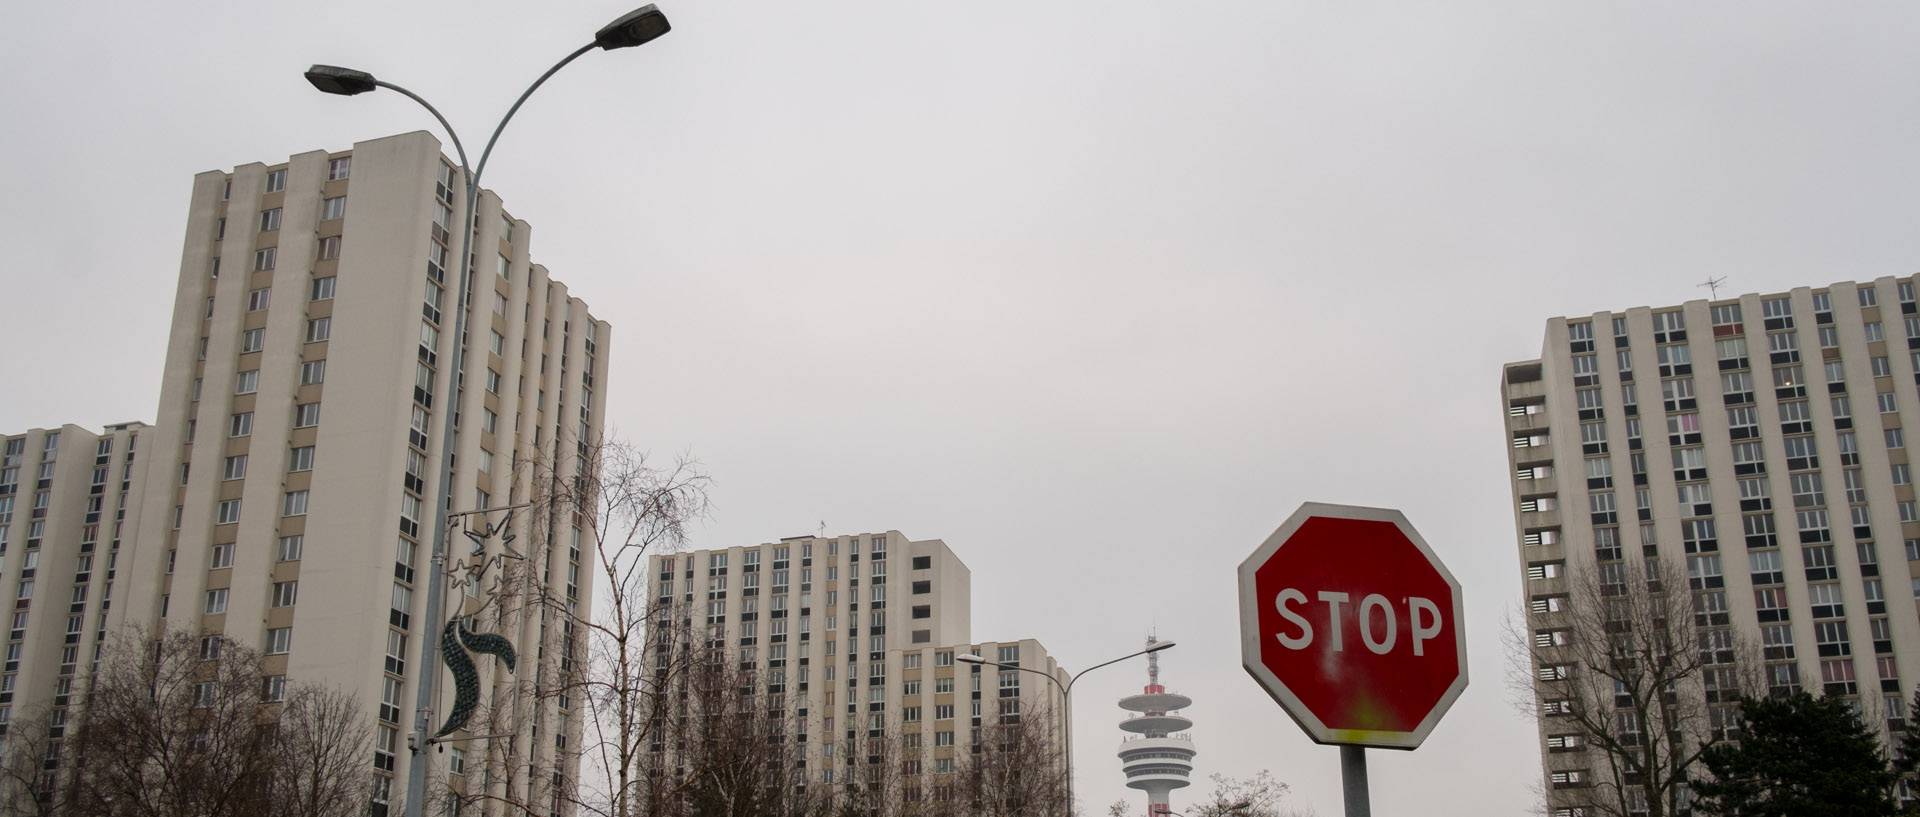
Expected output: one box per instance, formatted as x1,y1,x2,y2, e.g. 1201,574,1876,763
5,3,1920,814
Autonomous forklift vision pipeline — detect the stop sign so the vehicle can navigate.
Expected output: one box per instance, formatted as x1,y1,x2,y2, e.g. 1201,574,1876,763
1237,502,1467,750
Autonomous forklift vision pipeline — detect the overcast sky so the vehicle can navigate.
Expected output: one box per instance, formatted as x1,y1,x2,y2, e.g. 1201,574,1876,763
5,3,1920,814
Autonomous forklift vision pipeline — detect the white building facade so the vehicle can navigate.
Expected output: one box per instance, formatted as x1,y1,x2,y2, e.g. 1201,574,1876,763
650,531,1068,811
111,131,610,816
0,422,147,793
1505,277,1920,814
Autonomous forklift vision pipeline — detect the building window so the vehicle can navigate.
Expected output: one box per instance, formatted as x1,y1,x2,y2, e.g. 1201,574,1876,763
321,196,346,220
316,235,341,261
1867,322,1886,342
272,581,298,607
222,455,247,481
247,287,271,311
259,208,281,232
306,317,331,343
235,370,258,395
327,156,350,180
1880,392,1899,413
253,248,276,272
240,328,264,353
1790,473,1825,507
266,627,292,654
230,412,252,437
283,490,309,517
205,588,228,614
210,543,234,569
486,369,502,395
294,403,321,428
216,499,241,525
1717,337,1749,368
264,168,286,192
310,276,335,301
278,535,303,562
489,330,504,356
497,254,511,280
300,360,326,386
288,446,314,472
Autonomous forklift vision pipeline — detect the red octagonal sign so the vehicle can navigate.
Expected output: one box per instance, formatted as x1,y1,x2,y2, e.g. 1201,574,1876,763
1237,502,1467,750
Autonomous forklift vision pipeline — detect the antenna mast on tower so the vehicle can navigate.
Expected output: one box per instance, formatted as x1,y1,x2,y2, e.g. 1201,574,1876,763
1699,276,1728,299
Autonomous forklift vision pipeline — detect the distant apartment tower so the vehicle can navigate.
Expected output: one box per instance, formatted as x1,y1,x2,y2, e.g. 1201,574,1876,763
111,131,611,816
648,531,1067,810
1504,277,1920,814
0,423,146,786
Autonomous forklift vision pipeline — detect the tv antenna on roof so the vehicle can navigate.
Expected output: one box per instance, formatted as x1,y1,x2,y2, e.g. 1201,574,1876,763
1699,276,1728,299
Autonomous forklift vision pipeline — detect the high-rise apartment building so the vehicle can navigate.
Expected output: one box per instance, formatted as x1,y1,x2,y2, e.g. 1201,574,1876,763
0,422,147,785
109,131,610,816
648,531,1067,811
1505,277,1920,814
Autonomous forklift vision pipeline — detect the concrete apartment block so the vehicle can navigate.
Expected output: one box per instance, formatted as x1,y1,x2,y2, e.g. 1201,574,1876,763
1505,277,1920,813
651,531,1068,806
108,132,609,815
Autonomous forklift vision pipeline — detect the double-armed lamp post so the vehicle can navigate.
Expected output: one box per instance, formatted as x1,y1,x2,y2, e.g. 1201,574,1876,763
959,639,1176,817
304,8,671,816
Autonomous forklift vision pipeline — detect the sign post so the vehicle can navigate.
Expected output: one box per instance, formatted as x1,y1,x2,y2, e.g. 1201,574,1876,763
1237,502,1467,817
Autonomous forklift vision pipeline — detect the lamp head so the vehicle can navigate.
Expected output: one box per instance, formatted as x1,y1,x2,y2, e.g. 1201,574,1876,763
1146,640,1177,653
955,654,987,664
305,64,379,96
595,5,671,50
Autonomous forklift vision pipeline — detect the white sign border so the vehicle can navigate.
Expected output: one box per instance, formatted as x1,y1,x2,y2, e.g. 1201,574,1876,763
1237,501,1469,750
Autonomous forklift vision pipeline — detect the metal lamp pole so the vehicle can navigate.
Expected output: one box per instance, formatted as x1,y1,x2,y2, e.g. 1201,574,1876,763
303,8,672,816
959,640,1176,817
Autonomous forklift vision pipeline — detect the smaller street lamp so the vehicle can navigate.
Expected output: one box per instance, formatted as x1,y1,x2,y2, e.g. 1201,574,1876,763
959,640,1177,817
1160,802,1255,817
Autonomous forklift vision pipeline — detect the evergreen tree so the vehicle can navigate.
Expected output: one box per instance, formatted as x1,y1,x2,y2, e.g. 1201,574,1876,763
1692,692,1896,817
1898,685,1920,777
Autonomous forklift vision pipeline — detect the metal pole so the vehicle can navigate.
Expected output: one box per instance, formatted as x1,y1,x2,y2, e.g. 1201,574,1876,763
401,100,472,817
1063,686,1073,817
395,42,598,817
1339,745,1370,817
1061,646,1163,816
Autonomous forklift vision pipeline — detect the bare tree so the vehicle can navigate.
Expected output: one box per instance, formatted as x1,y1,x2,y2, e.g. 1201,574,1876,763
953,700,1066,817
0,708,67,817
524,436,712,817
404,434,708,817
668,639,816,817
1508,554,1758,817
827,709,905,817
36,630,371,817
1104,770,1303,817
268,686,374,817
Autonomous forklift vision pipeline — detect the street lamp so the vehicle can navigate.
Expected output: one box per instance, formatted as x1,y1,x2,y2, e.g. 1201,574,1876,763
305,8,671,817
1161,803,1254,817
959,639,1176,817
